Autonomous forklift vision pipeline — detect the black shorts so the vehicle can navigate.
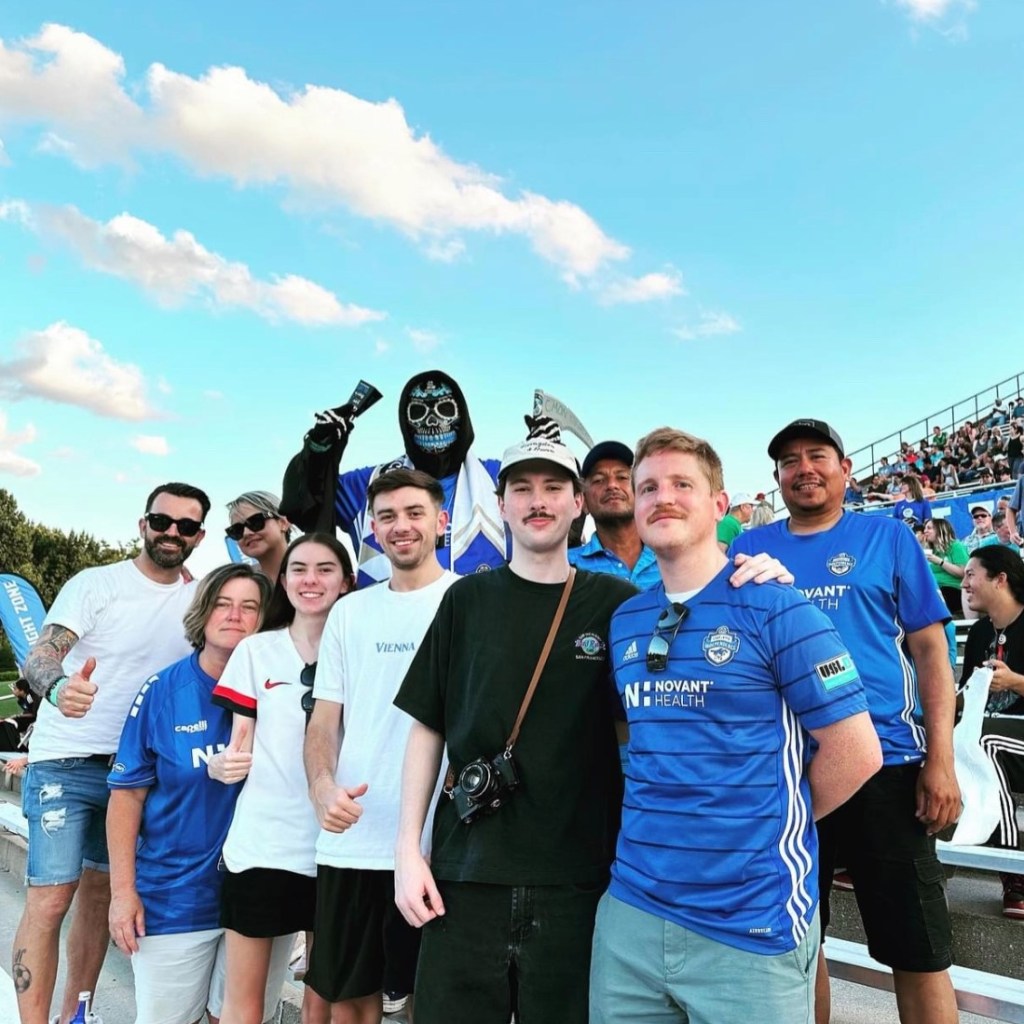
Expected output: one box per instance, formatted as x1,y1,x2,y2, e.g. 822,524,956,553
414,879,604,1024
304,867,420,1002
220,866,317,937
817,763,952,973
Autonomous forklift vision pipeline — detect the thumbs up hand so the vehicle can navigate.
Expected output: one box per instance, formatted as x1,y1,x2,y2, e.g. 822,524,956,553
59,657,99,719
207,733,253,784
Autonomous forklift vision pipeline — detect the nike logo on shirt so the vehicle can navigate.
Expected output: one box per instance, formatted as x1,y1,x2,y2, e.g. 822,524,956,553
264,680,290,689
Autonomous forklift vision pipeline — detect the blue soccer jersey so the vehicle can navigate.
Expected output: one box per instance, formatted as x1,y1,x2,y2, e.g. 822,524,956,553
732,511,949,765
609,567,867,955
109,652,236,935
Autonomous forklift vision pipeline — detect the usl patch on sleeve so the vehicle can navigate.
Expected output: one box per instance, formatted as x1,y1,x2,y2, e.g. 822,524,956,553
814,653,858,691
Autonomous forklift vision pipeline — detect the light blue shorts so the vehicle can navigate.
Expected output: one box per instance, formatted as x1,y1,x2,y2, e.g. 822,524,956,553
589,892,820,1024
22,758,111,885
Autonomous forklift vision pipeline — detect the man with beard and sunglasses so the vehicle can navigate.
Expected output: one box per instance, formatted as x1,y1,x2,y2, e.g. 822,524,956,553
12,482,209,1024
282,371,510,587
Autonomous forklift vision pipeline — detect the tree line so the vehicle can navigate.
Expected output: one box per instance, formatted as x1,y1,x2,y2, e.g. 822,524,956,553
0,489,138,672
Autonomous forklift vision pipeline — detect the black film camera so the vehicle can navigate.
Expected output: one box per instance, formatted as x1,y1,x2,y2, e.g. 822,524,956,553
450,751,520,824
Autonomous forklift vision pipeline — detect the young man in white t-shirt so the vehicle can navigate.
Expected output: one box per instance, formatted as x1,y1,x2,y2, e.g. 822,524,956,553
302,467,457,1024
13,482,209,1024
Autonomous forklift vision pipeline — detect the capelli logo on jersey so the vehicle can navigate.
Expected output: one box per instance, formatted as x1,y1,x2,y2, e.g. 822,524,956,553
827,553,856,576
174,719,208,734
702,626,740,666
574,632,606,660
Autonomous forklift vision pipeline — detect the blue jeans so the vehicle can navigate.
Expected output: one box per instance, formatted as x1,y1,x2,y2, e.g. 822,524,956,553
22,758,111,885
590,893,819,1024
414,879,605,1024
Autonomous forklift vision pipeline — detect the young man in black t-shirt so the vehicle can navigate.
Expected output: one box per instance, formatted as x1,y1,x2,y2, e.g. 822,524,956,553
394,435,635,1024
961,544,1024,918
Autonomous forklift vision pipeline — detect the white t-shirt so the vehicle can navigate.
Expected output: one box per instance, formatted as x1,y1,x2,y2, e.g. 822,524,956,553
313,571,458,869
214,628,321,877
30,560,195,762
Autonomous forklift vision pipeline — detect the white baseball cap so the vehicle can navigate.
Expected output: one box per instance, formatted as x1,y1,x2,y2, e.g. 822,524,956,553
499,437,580,483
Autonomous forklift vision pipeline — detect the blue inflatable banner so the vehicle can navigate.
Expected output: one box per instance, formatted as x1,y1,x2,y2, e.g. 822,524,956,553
0,573,47,670
225,537,258,566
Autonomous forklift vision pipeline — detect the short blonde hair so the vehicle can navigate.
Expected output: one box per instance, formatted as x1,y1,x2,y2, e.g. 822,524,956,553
182,563,272,649
633,427,724,494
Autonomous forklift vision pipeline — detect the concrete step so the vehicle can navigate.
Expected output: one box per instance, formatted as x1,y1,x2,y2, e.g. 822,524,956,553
829,868,1024,980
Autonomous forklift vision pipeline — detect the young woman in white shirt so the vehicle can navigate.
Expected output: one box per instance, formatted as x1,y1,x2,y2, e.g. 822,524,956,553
209,533,356,1024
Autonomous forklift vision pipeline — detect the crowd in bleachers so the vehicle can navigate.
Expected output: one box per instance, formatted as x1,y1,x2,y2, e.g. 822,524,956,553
848,397,1024,508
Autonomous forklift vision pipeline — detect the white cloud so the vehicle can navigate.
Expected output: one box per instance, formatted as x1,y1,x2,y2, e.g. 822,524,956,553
2,199,385,327
0,321,158,420
0,25,630,279
893,0,975,20
131,434,170,455
374,339,391,355
671,310,742,341
203,389,224,400
156,377,172,394
0,412,40,477
406,328,441,353
0,137,8,166
598,270,685,306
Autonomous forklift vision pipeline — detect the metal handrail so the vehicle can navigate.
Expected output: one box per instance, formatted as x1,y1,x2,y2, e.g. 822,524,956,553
764,373,1024,512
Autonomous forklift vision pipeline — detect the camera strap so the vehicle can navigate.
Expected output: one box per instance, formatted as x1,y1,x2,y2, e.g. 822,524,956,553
443,567,576,793
504,567,576,755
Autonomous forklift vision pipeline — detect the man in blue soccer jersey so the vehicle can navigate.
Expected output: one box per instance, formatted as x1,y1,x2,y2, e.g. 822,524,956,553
732,419,961,1024
591,427,881,1024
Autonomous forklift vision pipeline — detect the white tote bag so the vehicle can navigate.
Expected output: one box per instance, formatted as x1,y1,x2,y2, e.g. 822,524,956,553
948,665,1003,846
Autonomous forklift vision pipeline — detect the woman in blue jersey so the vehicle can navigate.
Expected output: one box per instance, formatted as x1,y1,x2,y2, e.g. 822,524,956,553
208,533,356,1024
107,562,273,1024
891,474,932,526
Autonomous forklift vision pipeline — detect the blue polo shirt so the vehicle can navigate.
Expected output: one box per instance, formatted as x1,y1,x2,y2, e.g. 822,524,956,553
568,533,661,590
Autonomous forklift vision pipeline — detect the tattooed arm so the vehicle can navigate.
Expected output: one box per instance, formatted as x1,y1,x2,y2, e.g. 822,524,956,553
22,623,79,698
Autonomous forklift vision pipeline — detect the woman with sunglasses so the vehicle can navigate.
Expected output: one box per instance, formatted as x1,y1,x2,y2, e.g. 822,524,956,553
225,491,292,582
106,563,275,1024
209,533,356,1024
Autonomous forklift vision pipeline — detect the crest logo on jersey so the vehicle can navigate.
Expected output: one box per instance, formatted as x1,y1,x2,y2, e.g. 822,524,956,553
575,632,606,660
702,626,740,666
622,640,639,662
827,553,856,577
474,563,491,573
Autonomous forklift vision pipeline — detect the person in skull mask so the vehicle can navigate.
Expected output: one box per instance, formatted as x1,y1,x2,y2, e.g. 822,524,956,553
282,371,510,587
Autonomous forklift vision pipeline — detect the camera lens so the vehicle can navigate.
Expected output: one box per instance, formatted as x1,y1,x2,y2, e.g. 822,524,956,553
459,761,492,798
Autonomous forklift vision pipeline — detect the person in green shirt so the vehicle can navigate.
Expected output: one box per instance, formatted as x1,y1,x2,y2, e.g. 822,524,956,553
716,491,754,550
923,517,969,616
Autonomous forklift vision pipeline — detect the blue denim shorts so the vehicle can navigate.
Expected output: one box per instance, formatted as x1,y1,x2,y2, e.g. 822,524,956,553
22,758,112,885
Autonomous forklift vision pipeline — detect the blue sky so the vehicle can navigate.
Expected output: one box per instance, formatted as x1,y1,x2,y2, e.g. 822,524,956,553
0,0,1020,575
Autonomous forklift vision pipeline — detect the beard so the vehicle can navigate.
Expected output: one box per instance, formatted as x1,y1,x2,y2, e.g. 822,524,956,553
591,509,635,530
145,533,190,568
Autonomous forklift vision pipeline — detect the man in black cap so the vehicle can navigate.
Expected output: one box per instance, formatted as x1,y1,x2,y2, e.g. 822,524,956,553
568,440,660,590
731,418,960,1024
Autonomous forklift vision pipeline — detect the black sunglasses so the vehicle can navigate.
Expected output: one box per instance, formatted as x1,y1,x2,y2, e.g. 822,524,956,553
973,512,990,519
144,512,204,537
646,603,690,673
225,512,278,541
300,662,317,715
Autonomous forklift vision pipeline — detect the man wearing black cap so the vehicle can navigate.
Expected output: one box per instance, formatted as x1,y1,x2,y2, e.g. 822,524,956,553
731,419,960,1024
569,440,661,590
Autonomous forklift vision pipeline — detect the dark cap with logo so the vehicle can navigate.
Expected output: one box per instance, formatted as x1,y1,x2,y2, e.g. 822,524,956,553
581,440,634,479
767,419,846,461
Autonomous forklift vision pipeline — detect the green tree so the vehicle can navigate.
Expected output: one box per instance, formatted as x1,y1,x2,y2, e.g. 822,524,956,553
0,489,138,664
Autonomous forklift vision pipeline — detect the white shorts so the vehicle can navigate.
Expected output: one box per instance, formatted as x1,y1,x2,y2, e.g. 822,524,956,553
133,929,294,1024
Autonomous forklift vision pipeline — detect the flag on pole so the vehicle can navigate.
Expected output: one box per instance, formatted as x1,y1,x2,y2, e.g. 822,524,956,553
0,573,47,671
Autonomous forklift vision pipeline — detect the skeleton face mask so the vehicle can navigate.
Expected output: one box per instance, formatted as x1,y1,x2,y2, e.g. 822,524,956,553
406,379,461,454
